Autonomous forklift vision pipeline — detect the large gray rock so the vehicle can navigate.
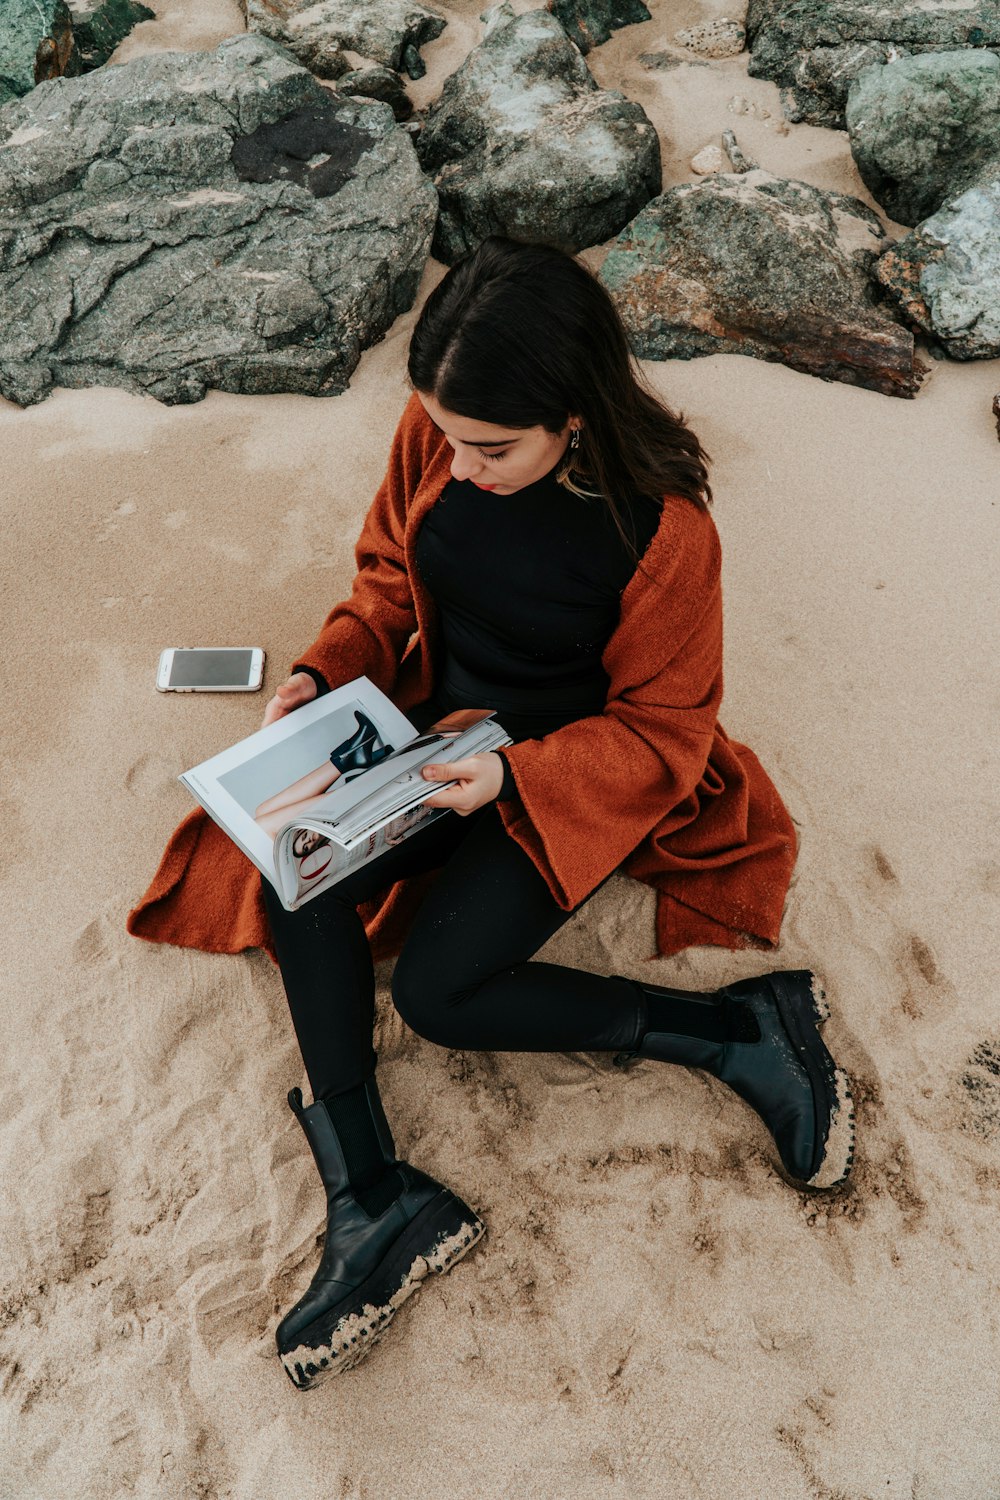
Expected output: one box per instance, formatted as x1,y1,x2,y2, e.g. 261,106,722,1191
550,0,652,56
414,2,661,264
874,175,1000,359
745,0,1000,129
598,168,925,397
0,35,437,407
241,0,447,81
846,50,1000,225
0,0,153,107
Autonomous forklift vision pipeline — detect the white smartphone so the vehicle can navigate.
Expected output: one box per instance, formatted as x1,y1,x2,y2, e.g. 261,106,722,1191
157,647,265,693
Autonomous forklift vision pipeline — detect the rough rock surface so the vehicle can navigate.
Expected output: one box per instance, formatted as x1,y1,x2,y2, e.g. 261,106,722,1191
338,65,414,122
675,18,746,58
598,167,925,397
241,0,447,81
550,0,652,56
846,50,1000,226
1,1,79,105
722,129,756,172
0,35,437,407
414,2,661,264
638,50,709,71
690,144,727,174
67,0,155,70
0,0,152,106
874,176,1000,360
1,0,77,105
745,0,1000,128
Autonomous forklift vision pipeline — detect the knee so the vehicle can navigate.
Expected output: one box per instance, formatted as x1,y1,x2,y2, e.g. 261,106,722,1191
391,951,468,1047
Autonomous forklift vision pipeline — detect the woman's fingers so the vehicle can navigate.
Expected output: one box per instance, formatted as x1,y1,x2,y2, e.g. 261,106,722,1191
420,755,499,815
262,673,318,727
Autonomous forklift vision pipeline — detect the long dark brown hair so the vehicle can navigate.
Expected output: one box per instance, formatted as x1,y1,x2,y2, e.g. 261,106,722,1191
406,234,712,584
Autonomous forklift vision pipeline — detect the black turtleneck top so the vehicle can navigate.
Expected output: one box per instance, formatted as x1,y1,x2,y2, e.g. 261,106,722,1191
414,463,662,797
295,462,662,802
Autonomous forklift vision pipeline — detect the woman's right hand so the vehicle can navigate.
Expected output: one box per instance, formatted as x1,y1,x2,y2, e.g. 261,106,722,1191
262,671,318,729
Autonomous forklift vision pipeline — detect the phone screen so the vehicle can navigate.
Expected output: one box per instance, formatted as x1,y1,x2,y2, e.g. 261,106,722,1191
168,649,256,687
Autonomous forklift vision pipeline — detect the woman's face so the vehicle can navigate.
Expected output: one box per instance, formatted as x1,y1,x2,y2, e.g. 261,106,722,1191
416,390,579,495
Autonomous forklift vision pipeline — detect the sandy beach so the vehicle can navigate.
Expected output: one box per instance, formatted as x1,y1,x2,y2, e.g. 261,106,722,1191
2,1,999,1495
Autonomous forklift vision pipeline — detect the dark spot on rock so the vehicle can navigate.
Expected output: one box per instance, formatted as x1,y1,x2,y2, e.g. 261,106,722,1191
230,105,371,199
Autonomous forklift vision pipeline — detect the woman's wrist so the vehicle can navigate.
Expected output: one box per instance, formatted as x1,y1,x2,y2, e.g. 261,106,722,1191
495,749,517,801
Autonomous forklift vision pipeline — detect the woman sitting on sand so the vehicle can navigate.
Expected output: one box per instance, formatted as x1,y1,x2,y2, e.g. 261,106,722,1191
250,235,855,1389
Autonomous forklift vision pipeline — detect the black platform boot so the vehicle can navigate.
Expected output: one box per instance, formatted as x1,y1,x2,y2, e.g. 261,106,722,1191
276,1074,485,1390
329,710,392,775
611,969,855,1190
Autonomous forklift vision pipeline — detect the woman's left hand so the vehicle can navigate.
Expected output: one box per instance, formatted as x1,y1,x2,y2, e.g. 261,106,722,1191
420,752,504,815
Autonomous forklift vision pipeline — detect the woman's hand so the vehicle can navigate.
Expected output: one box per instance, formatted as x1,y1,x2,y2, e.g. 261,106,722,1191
262,671,318,729
420,752,504,815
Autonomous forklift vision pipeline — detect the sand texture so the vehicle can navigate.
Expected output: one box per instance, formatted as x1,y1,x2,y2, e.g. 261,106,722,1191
2,1,999,1496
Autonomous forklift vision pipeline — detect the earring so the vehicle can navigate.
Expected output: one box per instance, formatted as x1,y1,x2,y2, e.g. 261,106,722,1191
570,428,580,449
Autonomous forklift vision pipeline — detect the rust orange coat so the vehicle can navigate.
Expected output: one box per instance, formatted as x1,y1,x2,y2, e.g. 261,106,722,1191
126,392,797,966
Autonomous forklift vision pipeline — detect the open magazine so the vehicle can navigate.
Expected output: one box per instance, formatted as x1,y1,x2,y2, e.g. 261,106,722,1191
179,675,514,911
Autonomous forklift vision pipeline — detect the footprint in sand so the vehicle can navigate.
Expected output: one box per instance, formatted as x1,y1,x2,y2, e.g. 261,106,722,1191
0,791,27,866
36,1145,116,1283
871,844,899,885
0,1085,25,1131
194,1268,269,1348
689,1218,724,1275
93,499,138,542
71,912,118,966
865,843,949,1021
776,1400,843,1497
444,1047,537,1148
908,933,941,987
124,752,179,799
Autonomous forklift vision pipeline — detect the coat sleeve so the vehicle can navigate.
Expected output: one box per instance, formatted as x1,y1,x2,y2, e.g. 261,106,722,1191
290,392,427,699
495,503,724,910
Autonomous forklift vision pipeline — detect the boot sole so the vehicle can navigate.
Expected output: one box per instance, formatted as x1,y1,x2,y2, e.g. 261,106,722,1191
768,971,855,1191
278,1189,485,1390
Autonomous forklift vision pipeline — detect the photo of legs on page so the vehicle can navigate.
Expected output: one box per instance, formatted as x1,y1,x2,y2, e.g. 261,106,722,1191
253,706,483,890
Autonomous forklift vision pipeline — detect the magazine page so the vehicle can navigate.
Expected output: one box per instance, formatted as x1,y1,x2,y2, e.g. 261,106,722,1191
307,715,492,834
274,801,455,907
177,676,417,892
279,719,476,831
272,708,512,909
329,719,513,843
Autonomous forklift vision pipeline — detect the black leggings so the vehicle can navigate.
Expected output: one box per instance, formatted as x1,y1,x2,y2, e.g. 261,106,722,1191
261,782,645,1101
